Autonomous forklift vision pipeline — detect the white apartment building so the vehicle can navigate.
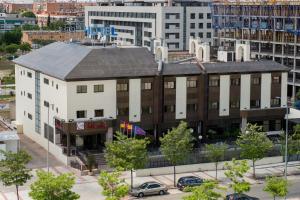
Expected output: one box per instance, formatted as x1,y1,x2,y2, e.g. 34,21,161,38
85,0,213,51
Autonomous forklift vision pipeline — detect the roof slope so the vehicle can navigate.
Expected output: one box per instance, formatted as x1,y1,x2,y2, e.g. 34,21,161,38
162,63,202,75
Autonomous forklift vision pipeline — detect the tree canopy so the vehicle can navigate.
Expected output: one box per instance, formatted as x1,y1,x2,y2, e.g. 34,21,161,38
21,11,36,18
19,42,31,53
264,176,288,200
183,180,224,200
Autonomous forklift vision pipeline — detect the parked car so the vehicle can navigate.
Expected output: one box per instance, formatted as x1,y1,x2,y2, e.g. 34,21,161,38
226,193,259,200
177,176,204,191
129,181,168,198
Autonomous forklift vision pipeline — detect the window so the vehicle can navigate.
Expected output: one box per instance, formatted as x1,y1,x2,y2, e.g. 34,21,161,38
94,84,104,93
209,76,219,87
187,104,197,112
142,106,152,114
190,13,195,19
230,100,240,108
198,23,203,29
207,23,212,29
199,13,203,19
187,78,197,88
44,123,54,143
190,23,195,29
164,81,175,89
271,98,280,107
148,184,161,189
250,100,260,108
77,85,87,93
94,109,104,117
27,93,32,99
207,13,211,19
272,76,281,84
231,78,240,86
44,78,49,85
44,101,49,107
252,77,260,85
207,32,212,38
164,105,175,113
209,102,219,110
117,83,128,91
56,84,58,90
27,72,32,78
76,110,86,118
198,32,203,38
28,113,32,120
118,107,129,115
190,32,195,37
142,82,152,90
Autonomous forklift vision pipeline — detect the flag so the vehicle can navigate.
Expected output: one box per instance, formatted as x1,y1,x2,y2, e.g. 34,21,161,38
134,125,146,136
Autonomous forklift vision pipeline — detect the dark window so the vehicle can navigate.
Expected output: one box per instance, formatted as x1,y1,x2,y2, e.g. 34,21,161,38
190,32,195,37
27,72,32,78
231,78,240,86
94,84,104,93
164,105,175,113
199,13,203,19
118,107,129,115
271,98,281,107
250,100,260,108
209,76,219,87
28,113,32,120
272,76,281,84
198,32,203,38
44,123,54,143
117,83,128,91
164,81,175,89
95,109,104,117
148,184,161,189
190,23,195,29
44,78,49,85
77,85,87,93
187,104,197,112
207,13,211,19
198,23,203,29
142,106,152,114
209,102,219,110
56,84,58,90
251,77,260,85
190,13,195,19
44,101,49,107
207,23,212,29
27,93,32,99
142,82,152,90
207,32,212,38
76,110,86,118
230,100,240,108
187,78,197,88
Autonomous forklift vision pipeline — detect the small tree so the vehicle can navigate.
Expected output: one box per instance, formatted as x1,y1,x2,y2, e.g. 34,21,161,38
21,11,36,18
160,121,194,186
183,180,224,200
29,171,80,200
105,131,149,189
224,159,250,196
236,123,273,178
5,44,19,55
98,170,129,200
0,150,32,200
19,42,31,53
264,176,288,200
205,143,228,180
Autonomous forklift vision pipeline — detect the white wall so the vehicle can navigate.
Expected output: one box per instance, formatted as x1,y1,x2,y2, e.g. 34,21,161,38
175,77,187,119
281,72,288,107
261,73,271,109
219,75,230,116
129,79,141,122
240,74,251,110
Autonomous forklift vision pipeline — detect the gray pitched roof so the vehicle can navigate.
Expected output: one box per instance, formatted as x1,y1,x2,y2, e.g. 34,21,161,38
203,60,290,74
162,63,202,75
14,42,158,81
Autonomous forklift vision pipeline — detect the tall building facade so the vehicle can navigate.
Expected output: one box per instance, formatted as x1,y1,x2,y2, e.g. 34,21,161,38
212,0,300,99
85,0,213,51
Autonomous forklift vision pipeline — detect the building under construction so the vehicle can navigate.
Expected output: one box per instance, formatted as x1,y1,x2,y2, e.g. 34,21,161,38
212,0,300,99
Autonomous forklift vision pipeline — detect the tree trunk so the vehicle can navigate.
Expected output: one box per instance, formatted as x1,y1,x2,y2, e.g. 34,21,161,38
215,162,218,180
131,169,133,190
16,185,19,200
253,160,256,179
173,165,176,187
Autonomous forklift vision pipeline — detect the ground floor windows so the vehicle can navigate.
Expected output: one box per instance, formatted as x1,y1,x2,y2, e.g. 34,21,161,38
95,109,104,117
250,99,260,108
76,110,86,118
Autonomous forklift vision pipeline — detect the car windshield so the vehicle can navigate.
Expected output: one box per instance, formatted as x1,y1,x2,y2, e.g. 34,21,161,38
139,183,148,189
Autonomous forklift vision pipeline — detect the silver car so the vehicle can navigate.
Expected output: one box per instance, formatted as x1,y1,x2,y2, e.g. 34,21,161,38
130,181,168,198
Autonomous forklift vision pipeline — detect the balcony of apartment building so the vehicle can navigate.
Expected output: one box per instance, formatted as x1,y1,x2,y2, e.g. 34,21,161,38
260,30,273,42
260,43,273,54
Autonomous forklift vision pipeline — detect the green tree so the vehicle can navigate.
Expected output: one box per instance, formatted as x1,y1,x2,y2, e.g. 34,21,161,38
183,180,224,200
98,170,129,200
0,150,32,200
3,29,22,44
236,123,273,178
205,143,228,180
22,24,40,31
21,11,36,18
224,159,250,196
19,42,31,53
264,176,288,200
284,124,300,156
105,131,149,189
29,171,80,200
5,44,19,54
47,14,51,27
160,121,194,186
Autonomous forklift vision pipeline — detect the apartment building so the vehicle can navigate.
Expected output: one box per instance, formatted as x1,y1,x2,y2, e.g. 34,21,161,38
212,0,300,99
14,41,288,163
3,3,33,13
0,13,36,32
85,0,213,51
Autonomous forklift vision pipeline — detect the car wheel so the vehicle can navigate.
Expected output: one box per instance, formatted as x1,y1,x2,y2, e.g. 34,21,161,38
138,193,144,198
159,190,165,195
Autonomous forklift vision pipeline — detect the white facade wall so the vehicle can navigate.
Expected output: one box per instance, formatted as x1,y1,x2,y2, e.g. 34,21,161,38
219,75,230,116
260,73,271,109
175,77,187,119
281,72,288,107
240,74,251,110
129,79,141,122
